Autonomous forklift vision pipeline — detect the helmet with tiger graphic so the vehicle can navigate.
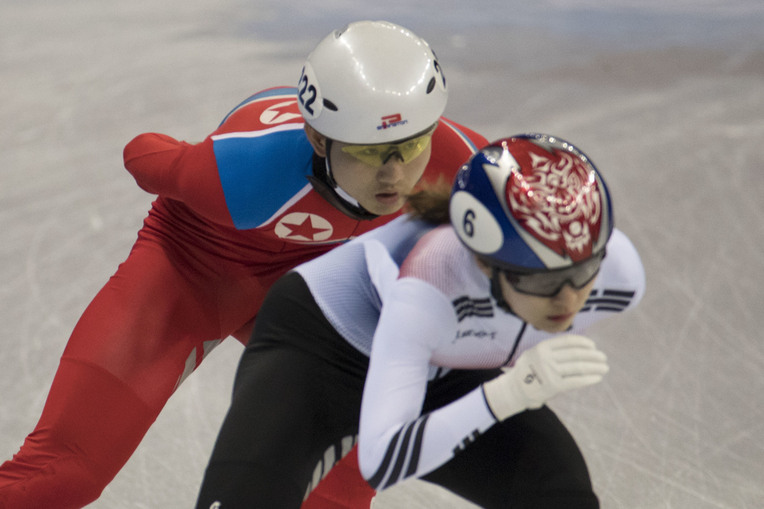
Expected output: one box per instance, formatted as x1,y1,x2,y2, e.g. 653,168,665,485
450,133,613,276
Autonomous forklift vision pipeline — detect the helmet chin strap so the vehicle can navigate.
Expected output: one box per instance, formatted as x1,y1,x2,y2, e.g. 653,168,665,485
307,148,378,221
490,266,514,315
323,142,362,208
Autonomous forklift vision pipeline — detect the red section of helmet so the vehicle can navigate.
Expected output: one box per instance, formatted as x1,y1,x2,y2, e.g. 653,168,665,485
504,138,602,262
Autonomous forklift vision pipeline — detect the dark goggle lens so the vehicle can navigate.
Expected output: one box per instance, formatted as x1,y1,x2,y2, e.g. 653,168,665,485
505,252,604,297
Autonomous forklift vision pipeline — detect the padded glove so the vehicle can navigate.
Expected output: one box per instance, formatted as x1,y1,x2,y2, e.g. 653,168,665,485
482,334,609,421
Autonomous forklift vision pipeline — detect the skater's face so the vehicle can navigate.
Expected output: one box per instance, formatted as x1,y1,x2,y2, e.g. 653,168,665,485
476,259,598,333
306,125,433,216
499,275,597,333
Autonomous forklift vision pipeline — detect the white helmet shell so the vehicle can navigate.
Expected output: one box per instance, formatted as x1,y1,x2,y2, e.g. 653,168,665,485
298,21,448,144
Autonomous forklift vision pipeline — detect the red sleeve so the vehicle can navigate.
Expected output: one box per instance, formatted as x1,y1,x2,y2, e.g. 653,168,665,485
444,119,490,150
420,118,489,187
123,133,234,225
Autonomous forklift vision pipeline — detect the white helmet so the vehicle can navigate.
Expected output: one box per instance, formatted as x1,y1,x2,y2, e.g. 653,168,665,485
297,20,448,144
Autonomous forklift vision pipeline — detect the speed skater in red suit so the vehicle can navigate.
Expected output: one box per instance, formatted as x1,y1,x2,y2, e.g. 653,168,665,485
0,20,487,509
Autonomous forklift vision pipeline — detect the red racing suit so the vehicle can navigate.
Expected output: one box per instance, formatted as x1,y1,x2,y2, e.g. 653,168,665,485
0,86,487,509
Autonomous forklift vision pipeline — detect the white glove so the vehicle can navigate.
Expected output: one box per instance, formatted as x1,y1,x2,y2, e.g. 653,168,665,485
482,334,609,421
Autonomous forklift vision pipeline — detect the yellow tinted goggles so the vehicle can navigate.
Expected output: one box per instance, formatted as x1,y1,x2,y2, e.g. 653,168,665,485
340,132,434,168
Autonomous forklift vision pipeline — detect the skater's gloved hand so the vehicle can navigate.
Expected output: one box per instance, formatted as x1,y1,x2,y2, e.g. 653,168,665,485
482,334,609,421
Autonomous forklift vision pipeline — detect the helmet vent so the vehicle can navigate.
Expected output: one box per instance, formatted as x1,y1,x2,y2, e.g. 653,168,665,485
323,99,338,111
426,77,436,94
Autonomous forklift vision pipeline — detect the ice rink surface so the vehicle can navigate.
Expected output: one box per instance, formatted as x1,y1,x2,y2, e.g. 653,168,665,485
1,0,763,507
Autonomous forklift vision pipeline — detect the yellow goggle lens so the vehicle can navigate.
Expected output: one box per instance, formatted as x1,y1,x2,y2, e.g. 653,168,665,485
340,133,433,168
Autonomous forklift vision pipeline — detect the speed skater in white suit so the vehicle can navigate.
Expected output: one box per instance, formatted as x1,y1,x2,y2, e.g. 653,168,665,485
196,134,646,508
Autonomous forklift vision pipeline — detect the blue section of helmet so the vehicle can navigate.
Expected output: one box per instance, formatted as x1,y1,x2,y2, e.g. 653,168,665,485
595,167,615,244
455,150,547,271
491,226,548,271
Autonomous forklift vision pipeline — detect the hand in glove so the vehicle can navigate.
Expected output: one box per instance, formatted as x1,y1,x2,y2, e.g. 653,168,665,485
482,334,609,421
